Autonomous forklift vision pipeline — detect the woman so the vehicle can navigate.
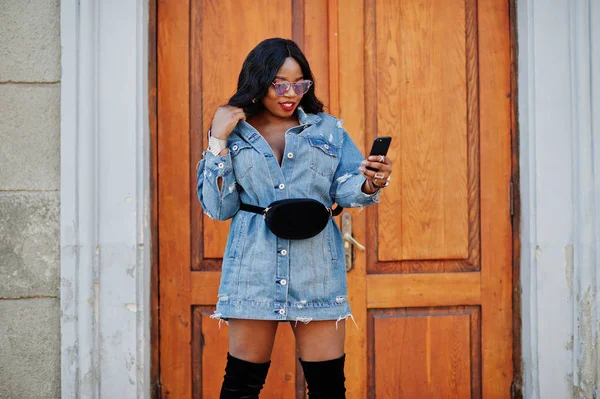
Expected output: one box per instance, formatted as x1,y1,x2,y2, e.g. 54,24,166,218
197,38,393,398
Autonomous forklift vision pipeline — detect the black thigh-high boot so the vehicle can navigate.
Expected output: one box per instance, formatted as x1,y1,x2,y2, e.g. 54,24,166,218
219,352,271,399
299,354,346,398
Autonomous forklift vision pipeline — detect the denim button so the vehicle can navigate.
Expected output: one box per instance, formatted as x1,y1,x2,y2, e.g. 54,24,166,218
232,145,238,151
324,144,329,150
279,309,286,315
287,152,294,159
218,162,224,169
280,279,287,286
279,183,285,190
280,249,287,256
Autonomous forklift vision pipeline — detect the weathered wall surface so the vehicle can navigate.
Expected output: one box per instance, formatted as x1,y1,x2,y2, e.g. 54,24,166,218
518,0,599,398
0,1,61,398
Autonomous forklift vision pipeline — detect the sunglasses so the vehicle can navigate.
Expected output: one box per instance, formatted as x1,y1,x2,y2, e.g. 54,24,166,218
271,80,313,96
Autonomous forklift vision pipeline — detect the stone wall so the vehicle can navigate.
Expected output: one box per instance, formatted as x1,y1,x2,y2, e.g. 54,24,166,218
0,1,61,398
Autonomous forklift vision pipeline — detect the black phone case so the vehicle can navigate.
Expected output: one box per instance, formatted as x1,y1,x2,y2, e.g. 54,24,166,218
367,137,392,170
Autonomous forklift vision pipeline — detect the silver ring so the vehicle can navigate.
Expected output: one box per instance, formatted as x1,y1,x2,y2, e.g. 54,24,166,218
374,172,385,179
378,155,385,163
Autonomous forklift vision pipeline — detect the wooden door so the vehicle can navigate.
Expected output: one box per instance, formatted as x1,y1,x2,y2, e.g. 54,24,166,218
156,0,513,398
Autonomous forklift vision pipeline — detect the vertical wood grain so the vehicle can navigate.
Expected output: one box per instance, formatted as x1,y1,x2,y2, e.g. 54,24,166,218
303,0,330,109
369,308,479,398
157,0,192,397
327,0,340,117
190,0,212,271
338,0,367,397
366,0,481,274
292,0,305,50
376,0,468,262
198,309,229,399
478,0,514,396
446,0,481,273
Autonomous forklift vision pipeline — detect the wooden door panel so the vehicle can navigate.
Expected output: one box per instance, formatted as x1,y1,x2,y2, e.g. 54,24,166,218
369,307,481,398
367,0,480,274
375,0,469,262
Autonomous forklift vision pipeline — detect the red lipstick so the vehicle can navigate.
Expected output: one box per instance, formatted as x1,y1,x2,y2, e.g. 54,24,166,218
279,101,296,111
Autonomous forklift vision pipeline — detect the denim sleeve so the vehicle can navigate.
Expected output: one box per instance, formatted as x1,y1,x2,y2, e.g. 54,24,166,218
196,150,240,221
329,130,381,208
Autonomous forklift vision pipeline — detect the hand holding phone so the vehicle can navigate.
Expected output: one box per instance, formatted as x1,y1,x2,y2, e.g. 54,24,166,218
359,136,393,192
366,136,392,171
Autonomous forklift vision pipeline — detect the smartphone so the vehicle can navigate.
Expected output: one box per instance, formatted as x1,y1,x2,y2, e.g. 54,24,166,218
367,136,392,171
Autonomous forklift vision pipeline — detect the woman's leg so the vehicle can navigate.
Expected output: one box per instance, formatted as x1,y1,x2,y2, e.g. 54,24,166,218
220,319,279,399
292,320,347,398
228,319,279,362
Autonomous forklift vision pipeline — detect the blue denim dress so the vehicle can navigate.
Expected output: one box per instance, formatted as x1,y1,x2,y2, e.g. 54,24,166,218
196,108,380,323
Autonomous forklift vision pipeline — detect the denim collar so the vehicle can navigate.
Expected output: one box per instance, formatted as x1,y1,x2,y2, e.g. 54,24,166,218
296,106,322,125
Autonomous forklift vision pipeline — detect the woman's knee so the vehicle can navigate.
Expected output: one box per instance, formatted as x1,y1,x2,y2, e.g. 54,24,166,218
228,319,279,363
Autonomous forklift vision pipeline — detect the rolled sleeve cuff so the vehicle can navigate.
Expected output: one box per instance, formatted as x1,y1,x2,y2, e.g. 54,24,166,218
202,150,233,177
335,174,381,207
361,186,381,201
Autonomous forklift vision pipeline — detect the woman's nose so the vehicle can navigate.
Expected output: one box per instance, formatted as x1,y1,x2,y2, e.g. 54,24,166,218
283,86,296,97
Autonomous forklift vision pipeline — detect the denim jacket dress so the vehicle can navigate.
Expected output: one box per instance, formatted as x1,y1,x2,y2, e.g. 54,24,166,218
196,108,381,323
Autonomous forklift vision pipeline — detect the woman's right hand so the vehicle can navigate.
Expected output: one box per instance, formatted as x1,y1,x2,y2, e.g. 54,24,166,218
210,106,246,139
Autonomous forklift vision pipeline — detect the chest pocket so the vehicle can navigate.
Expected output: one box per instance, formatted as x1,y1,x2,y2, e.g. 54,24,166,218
308,137,338,177
229,141,254,179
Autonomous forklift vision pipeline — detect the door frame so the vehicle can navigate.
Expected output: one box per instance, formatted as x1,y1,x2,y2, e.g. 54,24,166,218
148,0,523,397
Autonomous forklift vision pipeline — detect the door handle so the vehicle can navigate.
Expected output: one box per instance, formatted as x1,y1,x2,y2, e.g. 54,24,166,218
341,213,365,272
343,233,366,252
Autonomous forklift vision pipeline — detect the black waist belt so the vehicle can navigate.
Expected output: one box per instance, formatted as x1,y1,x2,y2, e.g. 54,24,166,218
238,199,343,239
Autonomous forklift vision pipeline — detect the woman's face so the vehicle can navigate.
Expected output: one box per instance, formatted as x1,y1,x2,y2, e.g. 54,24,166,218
261,57,305,119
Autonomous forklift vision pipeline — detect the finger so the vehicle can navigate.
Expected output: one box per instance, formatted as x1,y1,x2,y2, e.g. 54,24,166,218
360,166,391,181
377,164,392,174
361,160,384,171
367,155,389,164
358,166,383,180
369,160,392,173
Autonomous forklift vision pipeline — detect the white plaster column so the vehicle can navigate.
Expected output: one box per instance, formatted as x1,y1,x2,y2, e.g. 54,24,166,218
518,0,599,397
60,0,151,397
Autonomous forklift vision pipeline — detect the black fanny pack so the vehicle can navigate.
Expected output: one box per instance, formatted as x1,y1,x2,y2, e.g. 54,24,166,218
239,199,343,239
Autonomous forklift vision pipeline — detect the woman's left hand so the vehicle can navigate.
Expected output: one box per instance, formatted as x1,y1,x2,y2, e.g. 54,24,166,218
359,155,393,194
